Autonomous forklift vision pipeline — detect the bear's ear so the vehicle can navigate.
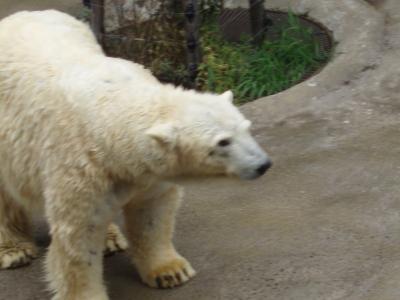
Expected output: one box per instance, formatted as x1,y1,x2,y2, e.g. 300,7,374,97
221,90,234,103
146,123,177,147
240,120,252,131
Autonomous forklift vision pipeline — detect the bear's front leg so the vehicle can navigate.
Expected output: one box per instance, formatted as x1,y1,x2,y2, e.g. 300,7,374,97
123,182,196,288
44,173,112,300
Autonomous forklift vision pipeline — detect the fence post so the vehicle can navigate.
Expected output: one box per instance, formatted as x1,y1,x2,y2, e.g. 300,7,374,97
183,0,201,88
90,0,105,45
249,0,266,46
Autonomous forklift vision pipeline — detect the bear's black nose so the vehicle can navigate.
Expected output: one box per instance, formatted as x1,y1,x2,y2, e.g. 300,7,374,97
256,160,272,176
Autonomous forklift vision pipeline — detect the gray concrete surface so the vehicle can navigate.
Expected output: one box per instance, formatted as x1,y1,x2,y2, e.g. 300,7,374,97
1,0,400,299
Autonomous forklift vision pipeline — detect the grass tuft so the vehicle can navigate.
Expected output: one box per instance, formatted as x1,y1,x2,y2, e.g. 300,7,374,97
197,11,331,104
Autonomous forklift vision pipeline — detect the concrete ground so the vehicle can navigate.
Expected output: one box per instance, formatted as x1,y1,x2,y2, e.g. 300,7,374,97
0,0,400,299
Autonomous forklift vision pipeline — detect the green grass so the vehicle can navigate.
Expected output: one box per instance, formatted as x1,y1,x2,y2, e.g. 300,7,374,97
197,12,331,104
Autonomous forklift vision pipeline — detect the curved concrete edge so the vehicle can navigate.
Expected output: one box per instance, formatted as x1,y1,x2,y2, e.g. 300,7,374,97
236,0,384,126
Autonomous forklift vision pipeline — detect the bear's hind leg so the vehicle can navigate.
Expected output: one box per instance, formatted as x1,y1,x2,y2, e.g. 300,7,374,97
123,182,196,289
0,189,38,269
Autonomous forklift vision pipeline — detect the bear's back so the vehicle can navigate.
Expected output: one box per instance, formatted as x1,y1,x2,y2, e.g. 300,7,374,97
0,10,102,68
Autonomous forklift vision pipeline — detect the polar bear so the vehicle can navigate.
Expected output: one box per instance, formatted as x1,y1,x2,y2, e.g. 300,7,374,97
0,10,271,300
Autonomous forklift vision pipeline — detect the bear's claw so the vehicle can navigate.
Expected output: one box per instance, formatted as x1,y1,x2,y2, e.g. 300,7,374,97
104,223,128,256
0,242,38,269
144,258,196,288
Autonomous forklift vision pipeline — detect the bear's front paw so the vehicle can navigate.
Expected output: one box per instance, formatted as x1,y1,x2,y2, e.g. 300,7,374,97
143,257,196,289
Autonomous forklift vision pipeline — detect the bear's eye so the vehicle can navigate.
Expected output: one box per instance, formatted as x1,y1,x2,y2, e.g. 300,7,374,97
218,138,231,147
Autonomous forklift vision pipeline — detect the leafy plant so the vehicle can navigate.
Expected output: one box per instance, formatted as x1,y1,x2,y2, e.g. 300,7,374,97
197,11,331,104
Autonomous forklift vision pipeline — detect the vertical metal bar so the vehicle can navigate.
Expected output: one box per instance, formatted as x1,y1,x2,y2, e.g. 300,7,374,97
183,0,201,88
83,0,91,8
249,0,265,46
90,0,105,45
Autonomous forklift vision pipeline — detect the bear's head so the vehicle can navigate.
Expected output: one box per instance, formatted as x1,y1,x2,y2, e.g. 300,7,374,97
146,90,271,180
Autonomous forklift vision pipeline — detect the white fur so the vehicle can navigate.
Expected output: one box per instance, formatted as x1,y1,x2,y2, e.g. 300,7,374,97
0,10,269,299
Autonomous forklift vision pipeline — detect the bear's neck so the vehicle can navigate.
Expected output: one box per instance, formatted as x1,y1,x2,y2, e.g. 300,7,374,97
89,83,184,183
